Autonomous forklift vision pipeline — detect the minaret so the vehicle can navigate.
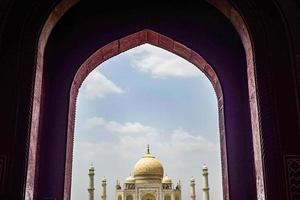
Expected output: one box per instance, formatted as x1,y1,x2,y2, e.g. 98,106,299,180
88,164,95,200
202,165,210,200
178,180,181,190
101,177,107,200
190,177,196,200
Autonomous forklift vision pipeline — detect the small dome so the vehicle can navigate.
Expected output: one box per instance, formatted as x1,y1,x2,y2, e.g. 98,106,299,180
162,175,172,183
125,176,135,183
190,177,195,182
133,147,164,180
89,164,95,170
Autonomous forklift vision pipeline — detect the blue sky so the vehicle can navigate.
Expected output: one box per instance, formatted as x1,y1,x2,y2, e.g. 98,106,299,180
71,44,223,200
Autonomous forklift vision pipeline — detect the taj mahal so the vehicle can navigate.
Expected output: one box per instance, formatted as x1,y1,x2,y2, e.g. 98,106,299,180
87,146,210,200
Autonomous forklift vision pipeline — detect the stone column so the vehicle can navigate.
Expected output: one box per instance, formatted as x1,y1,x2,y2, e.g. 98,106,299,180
190,177,196,200
171,192,175,200
202,165,209,200
88,164,95,200
101,178,107,200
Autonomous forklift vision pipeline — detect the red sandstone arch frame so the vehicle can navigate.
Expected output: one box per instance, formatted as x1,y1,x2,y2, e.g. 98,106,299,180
67,29,226,200
25,0,265,200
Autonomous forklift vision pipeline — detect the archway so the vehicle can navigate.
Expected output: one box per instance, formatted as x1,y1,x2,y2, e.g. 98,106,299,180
69,29,225,200
164,194,171,200
71,42,222,199
26,1,264,200
127,194,133,200
142,193,156,200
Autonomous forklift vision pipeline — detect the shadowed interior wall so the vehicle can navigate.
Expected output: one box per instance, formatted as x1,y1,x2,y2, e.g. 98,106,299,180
40,2,254,199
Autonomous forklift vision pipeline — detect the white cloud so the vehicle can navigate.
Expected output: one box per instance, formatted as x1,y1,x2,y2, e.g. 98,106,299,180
126,44,202,78
126,44,202,79
73,117,222,200
85,117,155,135
84,117,218,157
80,70,123,100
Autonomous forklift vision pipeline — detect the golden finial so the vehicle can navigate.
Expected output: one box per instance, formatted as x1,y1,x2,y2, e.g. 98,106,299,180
147,144,150,154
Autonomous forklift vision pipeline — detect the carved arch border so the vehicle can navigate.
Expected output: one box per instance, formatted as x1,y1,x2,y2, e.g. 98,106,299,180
25,0,265,200
67,29,226,199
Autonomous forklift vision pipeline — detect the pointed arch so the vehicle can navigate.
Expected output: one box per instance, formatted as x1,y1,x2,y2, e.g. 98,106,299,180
26,0,265,200
66,29,226,199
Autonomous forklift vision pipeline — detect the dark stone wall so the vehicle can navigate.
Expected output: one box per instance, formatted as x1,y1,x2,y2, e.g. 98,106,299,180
0,1,59,199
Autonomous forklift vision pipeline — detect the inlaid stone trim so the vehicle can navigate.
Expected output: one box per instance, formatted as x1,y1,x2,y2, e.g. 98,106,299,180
285,155,300,200
208,1,265,199
26,0,79,199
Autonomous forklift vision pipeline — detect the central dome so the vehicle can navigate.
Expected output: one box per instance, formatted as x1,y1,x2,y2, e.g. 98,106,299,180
133,147,164,181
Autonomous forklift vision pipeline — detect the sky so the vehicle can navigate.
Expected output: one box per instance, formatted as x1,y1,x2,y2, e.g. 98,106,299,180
71,44,223,200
